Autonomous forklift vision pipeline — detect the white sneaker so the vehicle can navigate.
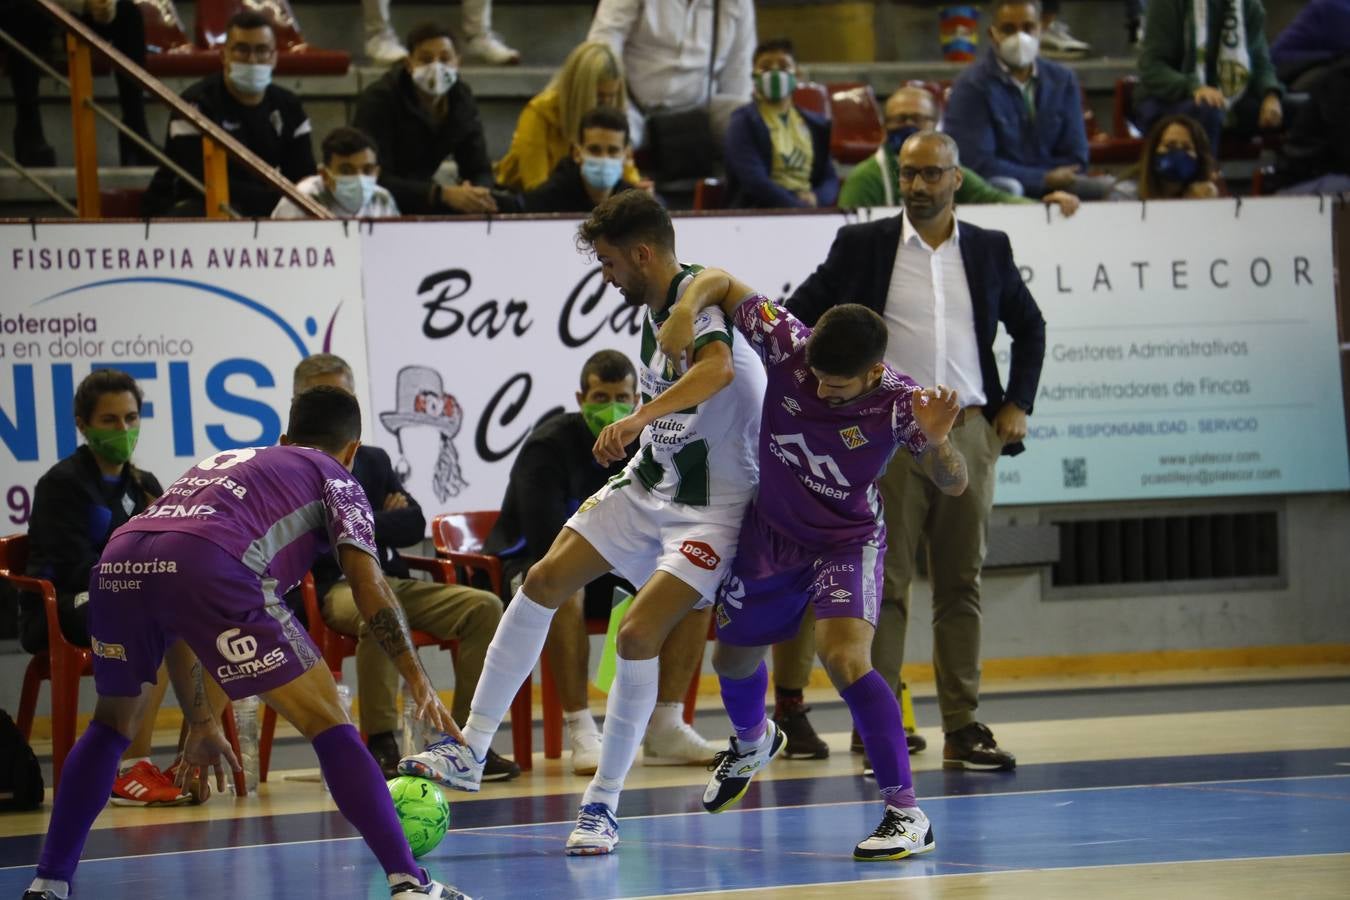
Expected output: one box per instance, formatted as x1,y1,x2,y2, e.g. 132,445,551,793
397,736,483,793
389,868,472,899
570,729,603,776
702,721,786,813
365,31,408,64
643,718,720,766
853,806,936,861
1040,19,1091,59
463,31,520,65
564,802,619,856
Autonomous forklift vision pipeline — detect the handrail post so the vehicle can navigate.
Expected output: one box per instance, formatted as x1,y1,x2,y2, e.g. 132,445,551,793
201,136,231,219
65,33,100,218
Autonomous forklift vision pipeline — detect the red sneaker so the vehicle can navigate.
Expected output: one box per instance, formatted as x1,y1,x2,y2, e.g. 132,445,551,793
110,760,192,807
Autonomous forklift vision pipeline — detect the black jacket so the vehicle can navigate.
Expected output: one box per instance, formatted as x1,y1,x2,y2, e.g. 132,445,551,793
353,66,493,215
786,215,1046,456
521,158,639,213
143,72,316,217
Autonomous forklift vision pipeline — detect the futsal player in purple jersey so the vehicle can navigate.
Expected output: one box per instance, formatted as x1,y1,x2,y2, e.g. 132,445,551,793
23,387,471,900
658,272,968,861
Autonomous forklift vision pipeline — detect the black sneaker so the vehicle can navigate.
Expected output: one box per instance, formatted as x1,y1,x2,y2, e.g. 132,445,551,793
389,866,473,898
368,731,402,780
24,891,62,900
853,806,936,861
481,748,521,782
702,721,786,813
773,700,829,759
943,722,1016,771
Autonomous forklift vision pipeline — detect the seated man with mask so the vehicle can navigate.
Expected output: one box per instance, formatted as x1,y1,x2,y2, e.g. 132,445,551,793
521,107,642,213
273,127,400,219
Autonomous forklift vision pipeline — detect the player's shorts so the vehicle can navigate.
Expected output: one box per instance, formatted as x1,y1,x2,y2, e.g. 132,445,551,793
714,505,885,647
565,474,744,605
88,530,321,700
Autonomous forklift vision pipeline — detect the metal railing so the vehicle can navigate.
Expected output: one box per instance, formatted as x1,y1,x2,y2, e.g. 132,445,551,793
0,0,331,219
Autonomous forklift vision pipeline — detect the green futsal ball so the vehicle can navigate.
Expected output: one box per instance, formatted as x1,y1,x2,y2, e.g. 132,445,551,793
388,775,450,857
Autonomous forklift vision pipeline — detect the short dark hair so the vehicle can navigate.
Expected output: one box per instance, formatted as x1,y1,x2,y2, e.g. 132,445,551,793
227,10,272,34
579,349,637,393
577,106,630,145
577,191,674,255
805,304,888,377
753,38,796,64
320,127,375,166
988,0,1042,19
404,21,456,55
74,369,142,423
287,386,362,455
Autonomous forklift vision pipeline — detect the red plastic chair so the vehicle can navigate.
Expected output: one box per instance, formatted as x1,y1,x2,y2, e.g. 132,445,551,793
132,0,221,77
195,0,350,75
693,177,727,211
827,83,886,165
792,80,832,120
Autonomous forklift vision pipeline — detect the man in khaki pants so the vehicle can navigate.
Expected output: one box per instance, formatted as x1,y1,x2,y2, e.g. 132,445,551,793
787,132,1046,771
294,354,520,782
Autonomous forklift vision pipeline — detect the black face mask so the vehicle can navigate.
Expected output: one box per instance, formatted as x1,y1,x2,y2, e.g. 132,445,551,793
1154,148,1199,184
887,125,920,153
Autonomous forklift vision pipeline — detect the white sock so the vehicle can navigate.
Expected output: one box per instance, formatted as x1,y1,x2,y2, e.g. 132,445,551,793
582,655,659,811
29,879,69,899
463,590,555,760
118,756,150,775
737,728,768,752
647,701,683,734
565,708,598,737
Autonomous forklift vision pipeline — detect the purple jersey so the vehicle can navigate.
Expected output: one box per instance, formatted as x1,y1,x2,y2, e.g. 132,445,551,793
118,445,377,594
731,295,929,547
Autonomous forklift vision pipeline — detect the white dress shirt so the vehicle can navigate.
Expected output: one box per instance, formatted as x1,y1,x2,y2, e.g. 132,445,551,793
883,214,987,407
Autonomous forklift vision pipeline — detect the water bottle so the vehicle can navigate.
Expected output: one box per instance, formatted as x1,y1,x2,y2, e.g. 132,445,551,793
231,696,260,795
319,684,356,793
401,694,430,758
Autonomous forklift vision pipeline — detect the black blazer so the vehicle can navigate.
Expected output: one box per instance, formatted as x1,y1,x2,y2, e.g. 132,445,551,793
786,214,1046,456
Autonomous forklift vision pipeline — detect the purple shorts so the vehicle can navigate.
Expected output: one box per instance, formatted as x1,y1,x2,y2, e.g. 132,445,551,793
713,509,885,647
88,530,320,700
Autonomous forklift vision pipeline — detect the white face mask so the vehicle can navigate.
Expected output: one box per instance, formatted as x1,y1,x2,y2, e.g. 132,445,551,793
227,61,273,95
997,32,1040,68
331,173,377,214
411,62,457,97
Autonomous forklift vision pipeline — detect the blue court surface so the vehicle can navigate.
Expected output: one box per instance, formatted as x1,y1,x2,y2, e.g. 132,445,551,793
3,747,1348,899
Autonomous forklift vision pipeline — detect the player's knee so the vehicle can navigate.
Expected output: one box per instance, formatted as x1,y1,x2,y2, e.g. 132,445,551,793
821,646,870,688
520,561,569,608
616,619,661,660
712,643,759,679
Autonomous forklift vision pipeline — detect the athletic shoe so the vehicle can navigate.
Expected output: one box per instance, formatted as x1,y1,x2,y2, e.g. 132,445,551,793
389,867,472,899
702,721,786,813
564,802,619,855
365,31,407,64
110,760,193,807
463,32,520,65
853,806,936,861
570,729,603,776
368,731,402,780
773,700,829,759
23,889,64,900
397,736,483,792
643,718,719,766
943,722,1016,771
1040,19,1091,59
482,748,521,782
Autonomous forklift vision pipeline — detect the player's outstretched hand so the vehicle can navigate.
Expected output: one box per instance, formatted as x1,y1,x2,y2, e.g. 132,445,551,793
594,412,645,466
410,678,464,743
177,719,242,795
657,305,696,361
912,384,961,445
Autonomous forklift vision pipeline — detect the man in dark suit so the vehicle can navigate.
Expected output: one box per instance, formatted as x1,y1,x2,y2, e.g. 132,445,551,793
787,131,1045,772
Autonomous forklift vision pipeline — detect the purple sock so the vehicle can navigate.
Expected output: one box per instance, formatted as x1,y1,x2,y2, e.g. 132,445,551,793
313,724,420,878
841,670,917,809
719,661,769,743
36,719,132,882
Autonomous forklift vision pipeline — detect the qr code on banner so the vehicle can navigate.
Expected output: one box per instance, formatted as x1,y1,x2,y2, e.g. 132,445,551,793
1062,457,1087,488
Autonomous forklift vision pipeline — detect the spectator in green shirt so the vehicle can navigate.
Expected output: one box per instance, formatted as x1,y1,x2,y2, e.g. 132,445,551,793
839,86,1079,216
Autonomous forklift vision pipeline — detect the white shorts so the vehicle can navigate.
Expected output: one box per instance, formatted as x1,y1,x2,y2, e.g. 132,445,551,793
565,475,746,605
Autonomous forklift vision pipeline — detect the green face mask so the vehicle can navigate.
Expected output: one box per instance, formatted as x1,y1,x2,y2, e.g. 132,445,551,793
84,426,139,464
582,401,634,438
756,69,797,103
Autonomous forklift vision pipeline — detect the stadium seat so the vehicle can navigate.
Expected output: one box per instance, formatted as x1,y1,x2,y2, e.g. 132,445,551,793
195,0,350,75
693,177,726,211
133,0,220,78
792,80,831,120
827,83,885,165
99,188,147,218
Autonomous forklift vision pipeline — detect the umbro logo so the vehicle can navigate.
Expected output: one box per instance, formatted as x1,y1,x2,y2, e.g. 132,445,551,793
781,397,801,416
829,589,851,602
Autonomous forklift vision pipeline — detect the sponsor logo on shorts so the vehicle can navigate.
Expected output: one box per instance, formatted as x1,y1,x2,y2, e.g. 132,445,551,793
719,576,746,609
680,541,721,571
715,602,732,629
780,397,801,416
216,628,259,664
839,426,868,450
793,369,808,384
99,559,178,574
91,638,126,661
829,588,852,603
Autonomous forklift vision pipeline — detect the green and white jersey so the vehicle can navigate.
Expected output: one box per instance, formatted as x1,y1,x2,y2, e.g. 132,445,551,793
629,265,766,507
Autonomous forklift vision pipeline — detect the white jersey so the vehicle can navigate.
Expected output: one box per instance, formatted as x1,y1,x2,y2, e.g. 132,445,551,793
629,265,766,507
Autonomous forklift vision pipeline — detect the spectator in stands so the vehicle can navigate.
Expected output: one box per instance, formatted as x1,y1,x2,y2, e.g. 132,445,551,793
362,0,518,65
587,0,756,149
1135,0,1283,157
24,370,203,807
272,127,399,218
1111,114,1220,200
723,38,837,209
1037,0,1091,59
353,22,497,216
481,351,718,774
292,355,519,783
496,41,644,194
840,85,1080,216
521,107,641,213
1,0,151,166
1269,0,1350,91
1273,57,1350,195
142,10,314,217
945,0,1109,200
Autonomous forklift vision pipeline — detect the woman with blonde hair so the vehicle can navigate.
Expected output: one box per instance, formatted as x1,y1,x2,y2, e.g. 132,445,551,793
496,41,643,192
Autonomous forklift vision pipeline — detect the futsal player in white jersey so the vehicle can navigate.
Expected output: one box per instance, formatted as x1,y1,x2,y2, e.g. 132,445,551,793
399,191,767,855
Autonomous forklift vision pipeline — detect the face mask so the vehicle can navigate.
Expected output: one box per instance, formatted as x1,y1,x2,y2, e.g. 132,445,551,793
886,125,920,154
84,426,139,465
582,401,634,438
227,61,273,94
580,155,625,191
412,62,457,97
755,69,797,103
332,173,378,213
997,32,1039,68
1154,148,1199,184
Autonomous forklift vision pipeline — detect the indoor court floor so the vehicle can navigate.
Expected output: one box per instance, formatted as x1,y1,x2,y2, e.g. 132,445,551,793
2,668,1348,899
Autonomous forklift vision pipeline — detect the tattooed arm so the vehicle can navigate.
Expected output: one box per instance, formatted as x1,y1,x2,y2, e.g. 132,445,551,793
917,439,969,496
165,639,240,791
